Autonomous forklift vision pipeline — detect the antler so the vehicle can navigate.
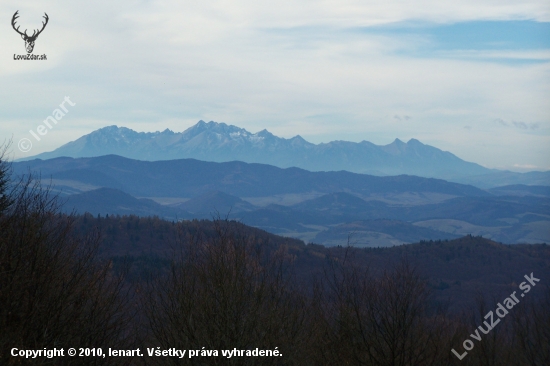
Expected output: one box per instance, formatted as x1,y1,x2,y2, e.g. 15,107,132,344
32,13,49,38
11,10,27,37
11,11,49,39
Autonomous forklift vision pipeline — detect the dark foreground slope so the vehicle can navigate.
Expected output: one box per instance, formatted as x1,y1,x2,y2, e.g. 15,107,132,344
5,206,550,365
83,215,550,364
74,214,550,309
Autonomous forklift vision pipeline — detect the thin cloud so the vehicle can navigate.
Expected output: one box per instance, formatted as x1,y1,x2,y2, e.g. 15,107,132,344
495,119,540,130
512,121,540,130
494,118,509,126
394,115,412,121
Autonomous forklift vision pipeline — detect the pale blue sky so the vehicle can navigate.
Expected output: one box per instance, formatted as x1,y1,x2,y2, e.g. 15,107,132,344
361,20,550,51
1,0,549,171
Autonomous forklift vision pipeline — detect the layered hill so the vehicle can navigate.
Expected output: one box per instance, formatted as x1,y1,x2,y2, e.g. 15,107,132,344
13,155,488,198
12,155,549,246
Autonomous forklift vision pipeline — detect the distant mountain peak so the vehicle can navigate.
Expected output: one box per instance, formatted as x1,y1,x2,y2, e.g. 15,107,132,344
256,129,273,137
100,125,120,131
20,120,492,181
407,138,423,145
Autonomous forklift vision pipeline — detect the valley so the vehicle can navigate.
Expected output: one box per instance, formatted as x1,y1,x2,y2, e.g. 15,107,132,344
12,154,550,247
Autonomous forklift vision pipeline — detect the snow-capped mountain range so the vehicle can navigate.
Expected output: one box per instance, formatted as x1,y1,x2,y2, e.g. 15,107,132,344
21,120,500,182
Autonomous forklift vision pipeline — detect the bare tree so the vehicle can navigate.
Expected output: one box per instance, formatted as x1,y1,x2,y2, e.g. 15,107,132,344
317,249,452,366
144,219,311,365
511,286,550,366
0,148,135,365
0,143,13,214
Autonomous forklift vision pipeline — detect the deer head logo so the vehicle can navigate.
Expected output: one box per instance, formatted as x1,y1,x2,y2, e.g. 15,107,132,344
12,11,49,54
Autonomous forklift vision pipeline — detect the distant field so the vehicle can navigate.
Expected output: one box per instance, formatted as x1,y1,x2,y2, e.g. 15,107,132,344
359,192,458,205
414,219,550,244
317,231,405,248
518,220,550,244
241,192,324,207
142,197,190,205
49,179,102,195
413,219,504,237
242,191,458,207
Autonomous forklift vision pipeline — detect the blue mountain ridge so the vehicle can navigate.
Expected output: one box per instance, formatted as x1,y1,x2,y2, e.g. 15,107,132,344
22,120,491,181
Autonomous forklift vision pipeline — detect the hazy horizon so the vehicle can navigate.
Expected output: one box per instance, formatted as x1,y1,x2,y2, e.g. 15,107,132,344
2,1,549,172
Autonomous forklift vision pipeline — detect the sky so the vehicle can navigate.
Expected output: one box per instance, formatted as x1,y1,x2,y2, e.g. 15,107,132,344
1,0,549,171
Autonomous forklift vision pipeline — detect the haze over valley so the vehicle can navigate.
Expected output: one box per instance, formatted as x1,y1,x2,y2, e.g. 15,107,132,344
13,122,550,247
